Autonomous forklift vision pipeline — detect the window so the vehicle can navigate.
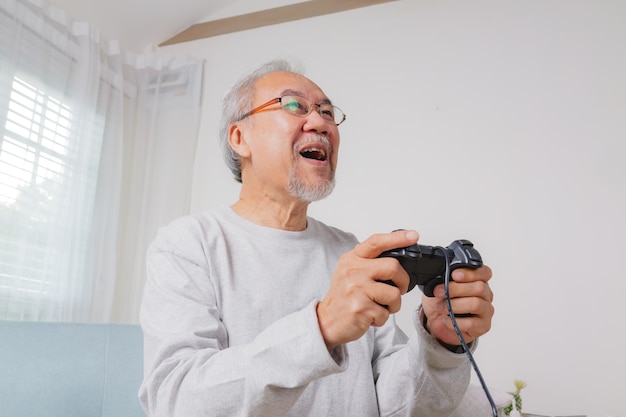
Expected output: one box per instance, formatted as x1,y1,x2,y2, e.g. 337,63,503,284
0,76,73,320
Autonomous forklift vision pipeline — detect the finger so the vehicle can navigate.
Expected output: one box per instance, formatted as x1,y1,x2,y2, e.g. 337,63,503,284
446,296,494,321
369,305,391,327
441,319,491,344
442,280,493,302
353,230,419,259
451,264,492,283
352,291,393,327
371,281,403,313
451,307,494,340
375,257,410,293
433,300,493,340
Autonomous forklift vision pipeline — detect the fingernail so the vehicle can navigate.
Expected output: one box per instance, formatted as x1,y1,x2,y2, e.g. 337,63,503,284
434,287,445,298
405,230,418,241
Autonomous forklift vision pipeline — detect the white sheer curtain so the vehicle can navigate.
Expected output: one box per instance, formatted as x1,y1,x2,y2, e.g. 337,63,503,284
0,0,203,323
111,56,204,323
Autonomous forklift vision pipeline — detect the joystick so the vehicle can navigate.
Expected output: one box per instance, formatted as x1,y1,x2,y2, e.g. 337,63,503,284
378,239,483,297
379,237,497,417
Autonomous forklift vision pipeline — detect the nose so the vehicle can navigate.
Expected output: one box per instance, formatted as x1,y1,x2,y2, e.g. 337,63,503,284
303,104,331,134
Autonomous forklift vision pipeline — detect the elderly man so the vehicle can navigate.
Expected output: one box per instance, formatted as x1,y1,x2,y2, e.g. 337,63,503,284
139,59,495,416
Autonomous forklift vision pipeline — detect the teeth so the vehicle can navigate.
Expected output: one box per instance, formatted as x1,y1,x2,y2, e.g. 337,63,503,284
310,148,326,157
301,147,327,160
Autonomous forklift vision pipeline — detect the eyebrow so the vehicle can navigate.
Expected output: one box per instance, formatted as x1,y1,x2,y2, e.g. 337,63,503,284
280,88,332,105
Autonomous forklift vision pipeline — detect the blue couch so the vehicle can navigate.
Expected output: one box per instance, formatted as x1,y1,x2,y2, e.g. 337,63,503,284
0,321,511,417
0,321,146,417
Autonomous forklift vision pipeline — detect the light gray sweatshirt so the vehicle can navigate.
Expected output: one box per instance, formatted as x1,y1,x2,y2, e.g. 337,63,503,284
139,207,474,417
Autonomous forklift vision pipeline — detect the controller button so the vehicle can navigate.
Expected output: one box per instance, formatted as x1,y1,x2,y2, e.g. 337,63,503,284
467,247,482,263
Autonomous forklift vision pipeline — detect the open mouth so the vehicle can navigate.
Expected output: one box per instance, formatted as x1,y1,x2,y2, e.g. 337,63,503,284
300,147,327,161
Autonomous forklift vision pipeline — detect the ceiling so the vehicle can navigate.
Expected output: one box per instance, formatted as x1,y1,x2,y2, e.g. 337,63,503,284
46,0,302,52
46,0,395,53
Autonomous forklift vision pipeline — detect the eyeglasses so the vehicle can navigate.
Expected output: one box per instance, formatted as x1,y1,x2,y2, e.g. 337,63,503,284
239,95,346,126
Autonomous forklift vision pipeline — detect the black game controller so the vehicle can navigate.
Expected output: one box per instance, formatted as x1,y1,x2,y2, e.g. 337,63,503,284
378,239,483,297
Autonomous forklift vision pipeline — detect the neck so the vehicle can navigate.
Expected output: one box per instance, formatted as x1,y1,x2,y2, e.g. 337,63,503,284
231,194,309,231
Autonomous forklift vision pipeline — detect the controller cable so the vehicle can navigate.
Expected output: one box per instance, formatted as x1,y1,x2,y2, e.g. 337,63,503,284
438,247,498,417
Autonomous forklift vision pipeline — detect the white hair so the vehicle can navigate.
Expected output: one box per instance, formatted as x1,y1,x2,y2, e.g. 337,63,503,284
218,59,304,183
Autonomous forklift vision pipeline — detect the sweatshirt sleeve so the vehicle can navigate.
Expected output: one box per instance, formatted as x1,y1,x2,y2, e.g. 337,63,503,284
372,309,474,417
138,230,347,417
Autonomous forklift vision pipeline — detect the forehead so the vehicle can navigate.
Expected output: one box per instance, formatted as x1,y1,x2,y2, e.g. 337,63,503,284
254,71,329,102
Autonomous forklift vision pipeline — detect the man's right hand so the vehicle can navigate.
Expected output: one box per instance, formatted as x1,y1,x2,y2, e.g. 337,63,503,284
316,230,419,350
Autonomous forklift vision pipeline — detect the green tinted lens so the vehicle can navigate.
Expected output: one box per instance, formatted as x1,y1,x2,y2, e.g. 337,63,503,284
280,96,345,125
281,96,307,115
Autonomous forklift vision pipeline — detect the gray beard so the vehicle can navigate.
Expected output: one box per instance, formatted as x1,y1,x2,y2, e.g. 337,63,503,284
287,135,336,202
287,168,335,202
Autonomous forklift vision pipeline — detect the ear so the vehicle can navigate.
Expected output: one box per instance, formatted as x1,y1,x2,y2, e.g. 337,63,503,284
228,123,251,158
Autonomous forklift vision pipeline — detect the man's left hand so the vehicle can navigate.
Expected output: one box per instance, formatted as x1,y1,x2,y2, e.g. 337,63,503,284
420,265,494,347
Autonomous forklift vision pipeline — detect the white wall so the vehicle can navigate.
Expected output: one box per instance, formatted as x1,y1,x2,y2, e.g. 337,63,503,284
163,1,625,416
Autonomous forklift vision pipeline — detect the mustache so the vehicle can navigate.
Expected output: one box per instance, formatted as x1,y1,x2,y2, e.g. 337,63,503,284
293,134,333,155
